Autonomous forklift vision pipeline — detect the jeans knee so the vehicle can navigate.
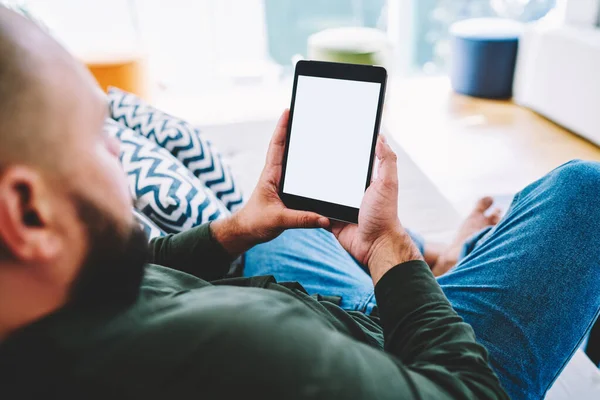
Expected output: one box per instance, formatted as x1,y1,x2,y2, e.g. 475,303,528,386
558,159,600,174
503,160,600,278
541,159,600,218
514,160,600,221
552,159,600,192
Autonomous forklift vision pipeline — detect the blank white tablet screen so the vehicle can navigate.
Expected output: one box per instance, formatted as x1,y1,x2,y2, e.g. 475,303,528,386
283,75,381,209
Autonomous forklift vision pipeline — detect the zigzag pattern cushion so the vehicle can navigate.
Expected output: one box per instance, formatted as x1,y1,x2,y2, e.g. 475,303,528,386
105,119,229,234
133,209,166,240
107,87,244,212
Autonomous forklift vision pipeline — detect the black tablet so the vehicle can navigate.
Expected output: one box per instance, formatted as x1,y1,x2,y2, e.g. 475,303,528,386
279,60,387,224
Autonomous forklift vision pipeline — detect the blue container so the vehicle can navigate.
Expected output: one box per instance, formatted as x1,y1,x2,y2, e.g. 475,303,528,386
450,18,523,99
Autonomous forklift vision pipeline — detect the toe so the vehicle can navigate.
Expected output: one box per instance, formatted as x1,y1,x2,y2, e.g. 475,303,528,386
488,208,502,224
474,196,494,213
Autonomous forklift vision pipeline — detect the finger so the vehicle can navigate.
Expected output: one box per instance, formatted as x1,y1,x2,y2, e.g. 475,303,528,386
329,219,348,236
280,209,330,230
375,134,398,185
265,109,290,169
370,136,385,183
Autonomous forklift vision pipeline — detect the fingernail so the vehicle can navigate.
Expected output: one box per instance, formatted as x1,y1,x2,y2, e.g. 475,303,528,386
380,135,387,143
319,217,330,228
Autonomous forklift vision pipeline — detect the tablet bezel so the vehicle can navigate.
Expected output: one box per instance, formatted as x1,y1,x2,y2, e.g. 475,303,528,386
279,60,387,224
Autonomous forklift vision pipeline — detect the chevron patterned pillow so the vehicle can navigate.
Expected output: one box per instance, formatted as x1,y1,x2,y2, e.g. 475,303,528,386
107,87,244,212
133,209,166,241
105,119,230,234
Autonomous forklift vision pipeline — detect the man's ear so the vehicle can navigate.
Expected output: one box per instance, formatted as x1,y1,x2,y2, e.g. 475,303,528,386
0,166,61,263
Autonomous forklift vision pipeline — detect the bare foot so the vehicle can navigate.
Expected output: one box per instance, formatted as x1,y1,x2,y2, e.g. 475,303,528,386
430,197,501,277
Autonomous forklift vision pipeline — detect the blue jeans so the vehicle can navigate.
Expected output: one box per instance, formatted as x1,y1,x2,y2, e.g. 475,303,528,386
244,160,600,400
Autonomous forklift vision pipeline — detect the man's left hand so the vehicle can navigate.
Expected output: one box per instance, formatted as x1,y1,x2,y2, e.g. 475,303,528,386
211,109,330,258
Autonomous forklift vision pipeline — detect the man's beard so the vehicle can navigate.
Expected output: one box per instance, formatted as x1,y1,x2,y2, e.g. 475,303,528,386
68,196,150,308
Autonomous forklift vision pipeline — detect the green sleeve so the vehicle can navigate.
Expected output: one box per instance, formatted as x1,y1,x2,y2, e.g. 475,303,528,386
159,261,508,399
147,223,231,281
373,260,509,399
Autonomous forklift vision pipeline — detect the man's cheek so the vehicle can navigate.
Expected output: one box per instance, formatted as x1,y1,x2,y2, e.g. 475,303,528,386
96,147,133,214
112,165,133,209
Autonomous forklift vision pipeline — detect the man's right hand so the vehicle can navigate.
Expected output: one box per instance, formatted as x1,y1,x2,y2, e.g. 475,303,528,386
211,110,329,259
331,135,422,284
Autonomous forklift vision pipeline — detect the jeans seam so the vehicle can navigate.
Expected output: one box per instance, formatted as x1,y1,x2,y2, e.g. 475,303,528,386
508,190,522,212
358,290,376,314
541,305,600,397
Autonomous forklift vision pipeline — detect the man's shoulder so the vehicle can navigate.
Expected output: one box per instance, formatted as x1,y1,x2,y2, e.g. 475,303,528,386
77,285,330,392
101,282,319,352
3,280,369,398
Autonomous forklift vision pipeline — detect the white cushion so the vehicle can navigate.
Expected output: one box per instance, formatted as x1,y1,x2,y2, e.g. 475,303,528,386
514,24,600,145
564,0,600,27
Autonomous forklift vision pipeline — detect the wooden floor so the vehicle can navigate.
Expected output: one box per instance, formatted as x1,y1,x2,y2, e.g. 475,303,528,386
385,77,600,216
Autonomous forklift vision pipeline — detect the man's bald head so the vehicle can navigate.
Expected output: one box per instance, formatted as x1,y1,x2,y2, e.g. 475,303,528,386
0,6,141,340
0,6,98,173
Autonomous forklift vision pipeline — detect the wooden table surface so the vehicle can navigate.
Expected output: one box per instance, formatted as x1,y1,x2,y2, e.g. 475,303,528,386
385,77,600,215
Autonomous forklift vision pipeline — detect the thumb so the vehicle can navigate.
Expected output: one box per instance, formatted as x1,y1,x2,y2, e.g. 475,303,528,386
375,135,398,186
280,210,330,230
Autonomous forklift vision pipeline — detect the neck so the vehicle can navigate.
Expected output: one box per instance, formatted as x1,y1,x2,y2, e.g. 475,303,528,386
0,263,68,341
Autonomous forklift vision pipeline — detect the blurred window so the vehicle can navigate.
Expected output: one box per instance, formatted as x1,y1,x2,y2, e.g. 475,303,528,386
22,0,556,90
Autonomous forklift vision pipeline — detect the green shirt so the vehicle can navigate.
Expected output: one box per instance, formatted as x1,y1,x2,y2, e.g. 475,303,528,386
0,224,508,399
